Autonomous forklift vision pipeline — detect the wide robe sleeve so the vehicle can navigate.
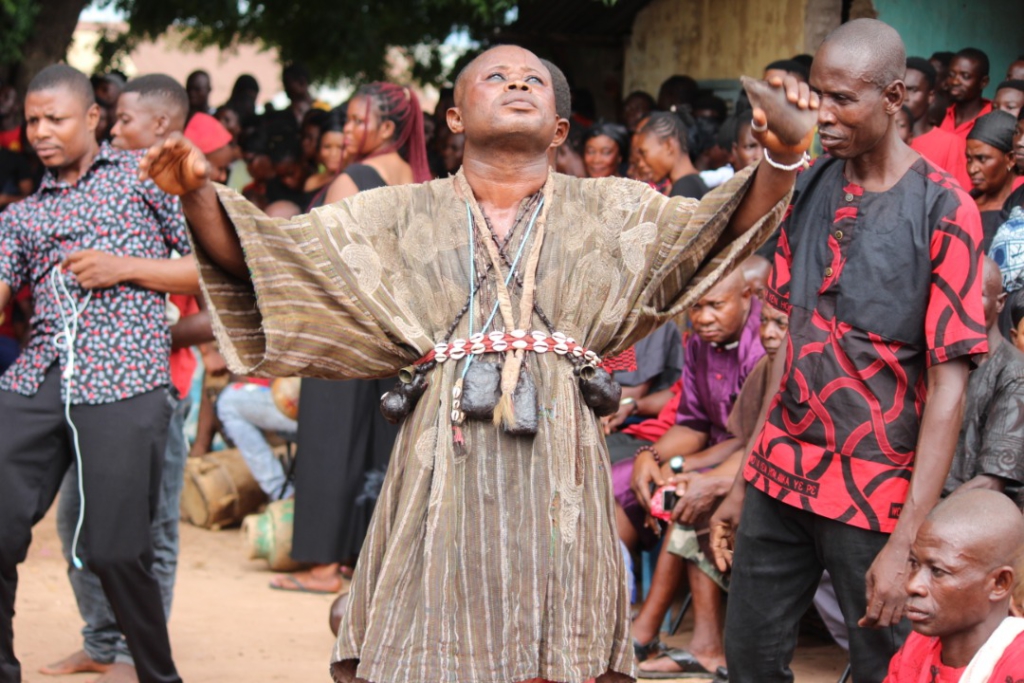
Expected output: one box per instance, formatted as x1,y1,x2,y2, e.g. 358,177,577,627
541,164,789,359
192,182,440,379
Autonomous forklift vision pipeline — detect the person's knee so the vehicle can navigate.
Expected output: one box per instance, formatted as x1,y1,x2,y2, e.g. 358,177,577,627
215,385,242,423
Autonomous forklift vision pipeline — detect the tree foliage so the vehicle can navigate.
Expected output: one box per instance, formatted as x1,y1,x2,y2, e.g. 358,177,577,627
94,0,520,84
0,0,39,67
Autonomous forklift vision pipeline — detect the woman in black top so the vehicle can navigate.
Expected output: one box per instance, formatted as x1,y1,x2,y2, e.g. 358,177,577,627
632,111,708,199
273,82,430,594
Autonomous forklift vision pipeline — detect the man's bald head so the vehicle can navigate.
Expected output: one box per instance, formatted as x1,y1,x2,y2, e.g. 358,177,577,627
925,490,1024,570
691,267,752,345
818,19,906,89
447,44,568,157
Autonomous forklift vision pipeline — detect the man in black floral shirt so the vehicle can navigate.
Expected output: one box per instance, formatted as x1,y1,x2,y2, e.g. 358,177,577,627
0,65,186,683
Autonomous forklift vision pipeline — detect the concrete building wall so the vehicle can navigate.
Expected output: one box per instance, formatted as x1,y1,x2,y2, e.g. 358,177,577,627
623,0,1022,100
623,0,809,97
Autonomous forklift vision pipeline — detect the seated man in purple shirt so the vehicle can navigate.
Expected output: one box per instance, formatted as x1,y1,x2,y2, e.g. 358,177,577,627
617,267,764,675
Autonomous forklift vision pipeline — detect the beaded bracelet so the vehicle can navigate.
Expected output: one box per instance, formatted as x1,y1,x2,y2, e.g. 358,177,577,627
635,445,661,464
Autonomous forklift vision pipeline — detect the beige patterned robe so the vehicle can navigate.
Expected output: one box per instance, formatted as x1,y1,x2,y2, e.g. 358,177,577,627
195,167,787,683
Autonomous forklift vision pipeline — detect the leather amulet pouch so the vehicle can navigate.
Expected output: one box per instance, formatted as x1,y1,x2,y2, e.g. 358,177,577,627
461,360,501,420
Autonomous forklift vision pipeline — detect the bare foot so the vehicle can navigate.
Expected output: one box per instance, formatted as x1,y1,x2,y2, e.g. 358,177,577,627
91,663,139,683
39,650,111,676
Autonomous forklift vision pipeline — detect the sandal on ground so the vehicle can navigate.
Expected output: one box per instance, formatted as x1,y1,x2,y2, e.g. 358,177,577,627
632,635,664,662
269,575,339,595
637,648,713,679
713,666,728,683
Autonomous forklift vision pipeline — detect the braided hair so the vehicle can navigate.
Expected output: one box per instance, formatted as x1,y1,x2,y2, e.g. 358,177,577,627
355,82,431,183
640,111,691,156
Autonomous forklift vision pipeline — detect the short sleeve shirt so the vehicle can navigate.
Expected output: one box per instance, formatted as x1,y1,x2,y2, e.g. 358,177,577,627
944,338,1024,500
678,297,765,446
883,628,1024,683
746,155,987,533
0,143,190,404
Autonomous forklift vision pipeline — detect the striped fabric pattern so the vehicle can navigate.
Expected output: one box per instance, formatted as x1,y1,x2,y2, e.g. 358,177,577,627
194,166,787,683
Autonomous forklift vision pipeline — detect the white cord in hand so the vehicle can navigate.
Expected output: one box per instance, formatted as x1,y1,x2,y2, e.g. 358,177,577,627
50,266,92,570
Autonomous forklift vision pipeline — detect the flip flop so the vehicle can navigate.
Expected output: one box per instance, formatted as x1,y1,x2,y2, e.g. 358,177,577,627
633,636,664,662
637,648,713,679
269,575,338,595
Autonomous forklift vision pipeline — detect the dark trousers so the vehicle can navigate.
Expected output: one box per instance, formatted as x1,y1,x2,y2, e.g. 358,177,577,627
725,486,910,683
0,366,180,683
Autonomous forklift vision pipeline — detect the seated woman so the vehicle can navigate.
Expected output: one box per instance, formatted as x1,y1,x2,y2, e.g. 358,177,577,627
582,122,629,178
966,110,1018,251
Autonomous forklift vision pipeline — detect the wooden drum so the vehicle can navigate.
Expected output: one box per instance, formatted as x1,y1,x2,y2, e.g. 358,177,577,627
180,449,268,530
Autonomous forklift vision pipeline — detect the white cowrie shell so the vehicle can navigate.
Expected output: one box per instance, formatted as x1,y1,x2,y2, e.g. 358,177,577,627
512,339,529,350
470,342,486,355
554,343,569,355
533,341,549,353
510,329,527,338
435,352,448,363
492,340,508,352
469,332,485,344
450,348,466,360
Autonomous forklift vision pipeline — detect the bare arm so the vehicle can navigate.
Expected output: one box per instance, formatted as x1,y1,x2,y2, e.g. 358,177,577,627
718,77,818,248
170,310,215,349
636,387,674,416
62,252,201,294
139,135,248,280
709,336,788,570
859,357,969,628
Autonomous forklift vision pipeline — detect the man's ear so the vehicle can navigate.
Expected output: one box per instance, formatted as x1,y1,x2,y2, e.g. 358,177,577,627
85,103,101,134
991,566,1015,601
550,117,570,148
981,74,991,92
447,107,464,135
884,81,906,114
154,114,170,138
998,291,1009,316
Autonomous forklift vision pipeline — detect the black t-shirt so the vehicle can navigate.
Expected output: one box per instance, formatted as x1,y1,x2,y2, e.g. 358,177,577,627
669,173,708,200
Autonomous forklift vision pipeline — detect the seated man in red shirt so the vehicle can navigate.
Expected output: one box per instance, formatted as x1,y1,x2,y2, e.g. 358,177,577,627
884,489,1024,682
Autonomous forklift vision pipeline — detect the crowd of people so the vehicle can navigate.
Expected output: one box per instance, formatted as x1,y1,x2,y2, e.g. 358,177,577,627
1,15,1024,683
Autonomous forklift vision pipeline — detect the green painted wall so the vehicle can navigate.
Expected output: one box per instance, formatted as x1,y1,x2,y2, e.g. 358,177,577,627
872,0,1024,97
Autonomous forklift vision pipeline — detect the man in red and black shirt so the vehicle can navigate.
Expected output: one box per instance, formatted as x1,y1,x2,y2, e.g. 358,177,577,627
711,19,987,683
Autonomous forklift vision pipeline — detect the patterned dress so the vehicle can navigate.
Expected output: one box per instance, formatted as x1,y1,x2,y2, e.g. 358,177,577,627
194,166,786,683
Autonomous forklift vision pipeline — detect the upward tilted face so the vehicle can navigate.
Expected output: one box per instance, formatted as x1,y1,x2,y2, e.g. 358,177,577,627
448,46,564,154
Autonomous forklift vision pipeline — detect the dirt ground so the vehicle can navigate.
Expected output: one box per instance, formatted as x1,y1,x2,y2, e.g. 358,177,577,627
14,502,849,683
